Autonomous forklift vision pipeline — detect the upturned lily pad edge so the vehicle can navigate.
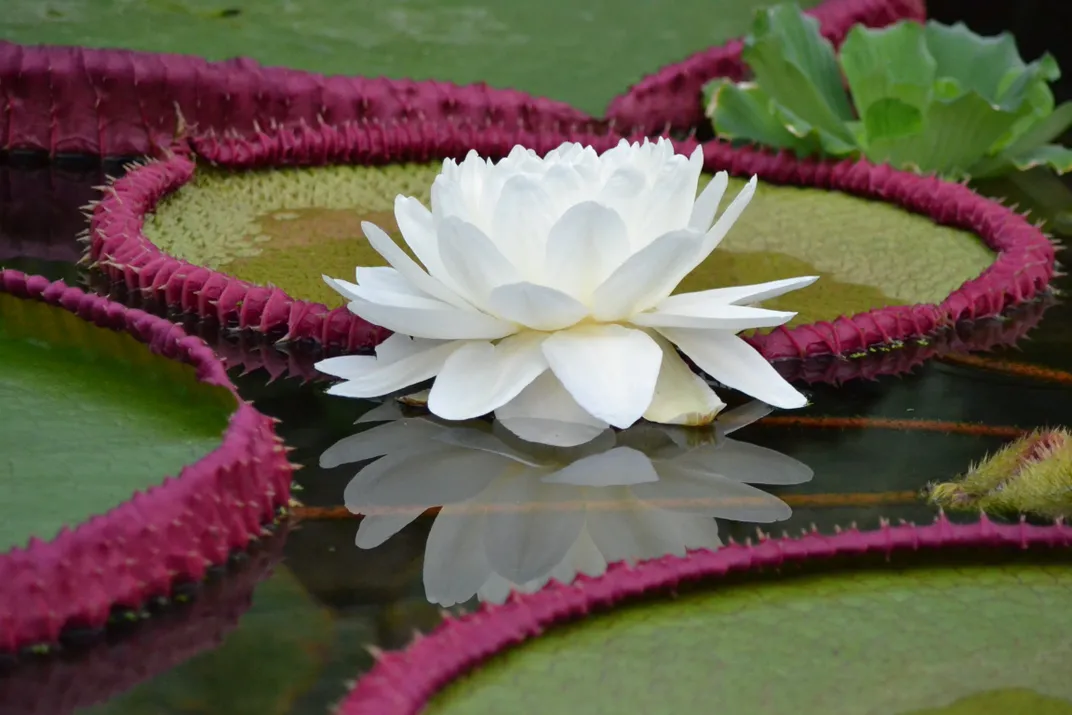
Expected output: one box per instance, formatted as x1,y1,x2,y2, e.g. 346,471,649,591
0,525,290,714
338,514,1072,715
86,124,1056,362
0,270,294,654
605,0,927,134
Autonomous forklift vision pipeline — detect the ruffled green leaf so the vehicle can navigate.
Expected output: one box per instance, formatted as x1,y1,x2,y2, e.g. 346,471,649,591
838,22,936,119
703,79,819,155
971,102,1072,177
740,5,856,150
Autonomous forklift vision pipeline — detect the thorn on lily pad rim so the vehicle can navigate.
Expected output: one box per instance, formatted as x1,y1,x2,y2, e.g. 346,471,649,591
87,124,1056,363
338,513,1072,715
0,270,294,654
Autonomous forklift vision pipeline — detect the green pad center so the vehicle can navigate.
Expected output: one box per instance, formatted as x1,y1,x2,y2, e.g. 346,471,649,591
0,294,234,551
144,165,995,328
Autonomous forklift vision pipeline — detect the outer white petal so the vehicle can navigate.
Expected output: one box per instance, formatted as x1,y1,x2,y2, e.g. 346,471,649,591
584,499,690,563
631,302,796,331
543,201,631,300
437,216,521,307
633,464,793,523
597,167,647,239
393,196,445,276
361,221,472,310
681,175,758,277
657,276,820,312
669,438,814,486
354,512,425,549
589,229,701,321
636,146,704,243
486,282,589,331
424,505,494,607
689,171,729,232
659,328,808,409
428,332,550,420
346,296,519,340
542,324,663,429
643,337,726,426
490,175,556,273
320,417,446,467
494,371,609,447
318,339,464,398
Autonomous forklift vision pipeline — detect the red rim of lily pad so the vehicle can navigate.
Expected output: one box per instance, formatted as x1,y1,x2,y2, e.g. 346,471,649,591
0,41,603,159
338,514,1072,715
86,126,1055,362
0,270,293,653
605,0,927,135
0,525,289,715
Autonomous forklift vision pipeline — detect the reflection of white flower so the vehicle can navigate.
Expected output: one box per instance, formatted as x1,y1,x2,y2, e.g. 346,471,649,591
322,402,811,606
317,139,816,446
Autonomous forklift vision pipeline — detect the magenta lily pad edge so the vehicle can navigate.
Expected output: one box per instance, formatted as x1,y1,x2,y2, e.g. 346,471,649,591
0,270,294,653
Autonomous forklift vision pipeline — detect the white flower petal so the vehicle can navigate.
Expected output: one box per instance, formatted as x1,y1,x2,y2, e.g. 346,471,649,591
541,447,659,487
589,229,701,321
346,296,518,341
694,175,758,265
319,339,462,398
637,146,705,242
355,511,425,549
659,328,808,409
713,400,774,435
495,371,609,447
689,171,729,232
643,337,726,426
542,324,663,429
320,418,445,467
490,175,556,273
634,464,793,523
657,276,820,312
543,201,631,300
584,499,690,563
597,167,647,237
671,438,814,486
485,282,589,331
437,216,521,307
360,221,472,310
428,332,550,420
346,445,509,508
631,303,796,331
393,196,447,276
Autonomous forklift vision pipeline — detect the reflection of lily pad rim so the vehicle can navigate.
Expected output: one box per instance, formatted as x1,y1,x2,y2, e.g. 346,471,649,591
339,515,1072,715
606,0,926,134
89,125,1055,362
0,271,293,653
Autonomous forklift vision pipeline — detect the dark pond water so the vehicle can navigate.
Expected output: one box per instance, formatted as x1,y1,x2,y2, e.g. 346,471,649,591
2,2,1072,712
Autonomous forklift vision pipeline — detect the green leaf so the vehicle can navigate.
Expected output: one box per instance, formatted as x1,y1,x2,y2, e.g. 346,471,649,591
1005,144,1072,174
863,92,1023,178
741,4,857,148
426,563,1072,714
970,102,1072,177
838,21,936,118
922,22,1033,106
703,79,818,155
862,98,924,143
0,293,234,552
88,565,336,715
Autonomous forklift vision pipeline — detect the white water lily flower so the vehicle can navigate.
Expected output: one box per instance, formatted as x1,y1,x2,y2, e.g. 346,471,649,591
317,138,817,446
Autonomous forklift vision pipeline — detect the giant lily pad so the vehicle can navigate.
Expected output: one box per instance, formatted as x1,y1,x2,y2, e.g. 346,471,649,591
89,124,1053,364
0,270,293,652
340,517,1072,715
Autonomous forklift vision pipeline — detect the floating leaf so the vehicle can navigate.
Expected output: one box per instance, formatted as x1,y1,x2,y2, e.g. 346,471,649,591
426,563,1072,714
1,0,823,115
142,166,995,330
0,291,234,552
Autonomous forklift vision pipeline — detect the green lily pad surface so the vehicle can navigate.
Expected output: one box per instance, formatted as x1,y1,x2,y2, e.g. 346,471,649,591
0,291,234,552
1,0,822,114
143,166,996,327
87,565,335,714
427,563,1072,715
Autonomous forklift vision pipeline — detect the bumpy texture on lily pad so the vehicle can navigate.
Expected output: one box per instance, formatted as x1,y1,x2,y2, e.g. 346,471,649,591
88,125,1054,362
0,270,293,653
341,515,1072,715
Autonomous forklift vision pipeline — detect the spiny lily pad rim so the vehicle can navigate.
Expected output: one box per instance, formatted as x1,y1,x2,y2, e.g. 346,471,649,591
87,125,1055,363
339,514,1072,715
0,270,293,653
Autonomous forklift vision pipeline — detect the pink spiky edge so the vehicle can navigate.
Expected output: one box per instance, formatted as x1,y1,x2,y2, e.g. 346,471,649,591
339,514,1072,715
0,269,293,653
87,125,1055,362
605,0,927,135
0,41,602,158
0,526,289,715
